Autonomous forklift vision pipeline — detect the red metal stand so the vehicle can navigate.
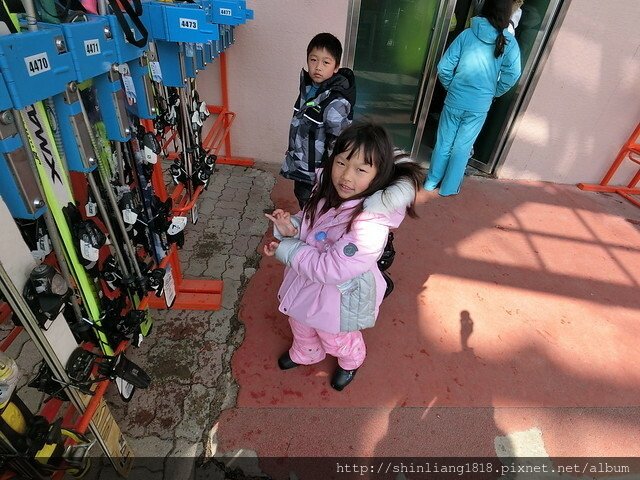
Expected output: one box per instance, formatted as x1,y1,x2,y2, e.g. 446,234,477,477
0,302,21,351
578,122,640,208
202,51,254,167
140,243,223,310
139,119,224,311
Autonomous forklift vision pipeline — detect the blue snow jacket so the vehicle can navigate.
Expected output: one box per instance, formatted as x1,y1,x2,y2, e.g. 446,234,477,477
438,16,521,113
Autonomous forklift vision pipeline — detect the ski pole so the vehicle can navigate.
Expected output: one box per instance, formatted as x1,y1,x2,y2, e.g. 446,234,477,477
0,262,123,473
45,87,141,301
69,83,147,293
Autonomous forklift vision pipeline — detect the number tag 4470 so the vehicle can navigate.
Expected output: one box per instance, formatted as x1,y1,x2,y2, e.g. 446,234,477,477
179,18,198,30
25,52,51,77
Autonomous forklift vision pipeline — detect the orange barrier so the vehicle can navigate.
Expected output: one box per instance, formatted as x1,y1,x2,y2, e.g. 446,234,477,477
202,52,254,166
578,122,640,208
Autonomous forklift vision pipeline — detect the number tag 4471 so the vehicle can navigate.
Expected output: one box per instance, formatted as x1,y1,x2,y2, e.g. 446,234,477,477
179,18,198,30
25,52,51,77
84,39,101,56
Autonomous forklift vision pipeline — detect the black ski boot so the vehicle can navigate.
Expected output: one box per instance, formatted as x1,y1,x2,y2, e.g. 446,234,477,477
330,366,358,391
277,352,299,370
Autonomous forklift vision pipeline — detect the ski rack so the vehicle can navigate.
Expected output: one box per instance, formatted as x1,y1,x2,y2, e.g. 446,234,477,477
202,51,254,167
38,341,129,480
139,119,224,311
578,122,640,208
0,299,131,479
0,16,147,475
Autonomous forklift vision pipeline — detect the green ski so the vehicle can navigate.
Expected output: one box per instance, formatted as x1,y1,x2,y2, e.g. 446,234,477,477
18,102,115,356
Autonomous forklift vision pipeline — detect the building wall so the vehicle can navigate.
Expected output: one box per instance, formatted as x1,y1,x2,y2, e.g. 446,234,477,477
498,0,640,184
207,1,640,186
198,0,349,166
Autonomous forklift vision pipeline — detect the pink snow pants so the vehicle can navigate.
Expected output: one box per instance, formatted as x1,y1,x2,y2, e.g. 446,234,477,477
288,317,366,370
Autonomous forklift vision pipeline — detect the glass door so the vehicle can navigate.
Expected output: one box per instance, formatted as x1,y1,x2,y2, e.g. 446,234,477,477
412,0,565,172
346,0,456,152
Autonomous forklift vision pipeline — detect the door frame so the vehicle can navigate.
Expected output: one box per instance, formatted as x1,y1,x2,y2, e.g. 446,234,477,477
409,0,457,159
486,0,572,176
343,0,361,70
345,0,573,175
343,0,458,157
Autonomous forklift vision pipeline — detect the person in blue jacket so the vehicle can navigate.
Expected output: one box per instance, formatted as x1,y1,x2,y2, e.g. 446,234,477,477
424,0,521,196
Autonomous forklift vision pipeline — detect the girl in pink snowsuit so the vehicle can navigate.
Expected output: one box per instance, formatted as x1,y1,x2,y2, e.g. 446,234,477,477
264,123,424,391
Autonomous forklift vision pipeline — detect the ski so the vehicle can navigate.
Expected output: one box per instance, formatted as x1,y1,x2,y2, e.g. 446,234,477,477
17,103,115,356
0,223,133,476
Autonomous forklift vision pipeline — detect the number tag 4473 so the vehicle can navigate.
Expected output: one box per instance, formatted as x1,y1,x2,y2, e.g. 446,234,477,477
179,18,198,30
25,52,51,77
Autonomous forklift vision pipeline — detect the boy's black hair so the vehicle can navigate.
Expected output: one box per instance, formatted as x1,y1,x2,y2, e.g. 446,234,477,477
304,122,425,232
481,0,512,57
307,32,343,65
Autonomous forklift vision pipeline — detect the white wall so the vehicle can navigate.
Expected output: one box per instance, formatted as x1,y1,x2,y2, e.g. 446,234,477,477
0,199,36,285
198,0,349,165
499,0,640,185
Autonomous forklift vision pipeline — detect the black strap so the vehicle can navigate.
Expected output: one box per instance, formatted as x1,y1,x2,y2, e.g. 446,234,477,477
108,0,147,48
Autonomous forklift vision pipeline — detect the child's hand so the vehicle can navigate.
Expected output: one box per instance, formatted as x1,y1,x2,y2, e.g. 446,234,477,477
263,240,280,257
265,209,298,237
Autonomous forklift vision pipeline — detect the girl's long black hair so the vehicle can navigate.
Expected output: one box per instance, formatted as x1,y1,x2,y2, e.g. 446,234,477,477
303,122,425,232
481,0,513,57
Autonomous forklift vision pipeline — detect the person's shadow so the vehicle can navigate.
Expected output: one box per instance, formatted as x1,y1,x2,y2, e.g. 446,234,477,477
371,309,508,465
460,309,474,352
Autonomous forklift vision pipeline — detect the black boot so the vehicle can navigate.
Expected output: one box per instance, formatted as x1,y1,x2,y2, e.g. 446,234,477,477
330,366,358,391
382,270,394,299
278,351,299,370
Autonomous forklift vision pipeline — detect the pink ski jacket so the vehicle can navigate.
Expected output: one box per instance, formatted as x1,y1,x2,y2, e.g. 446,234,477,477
273,173,416,334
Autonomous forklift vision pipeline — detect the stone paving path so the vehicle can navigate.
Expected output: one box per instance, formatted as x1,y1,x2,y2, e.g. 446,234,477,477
1,163,274,479
102,164,276,478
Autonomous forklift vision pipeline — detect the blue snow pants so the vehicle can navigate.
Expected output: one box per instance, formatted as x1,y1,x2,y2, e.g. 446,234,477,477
424,105,488,196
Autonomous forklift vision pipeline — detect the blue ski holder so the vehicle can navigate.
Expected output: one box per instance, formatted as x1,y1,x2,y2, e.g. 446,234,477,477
58,16,117,84
127,54,156,119
0,25,79,219
89,12,153,129
208,0,253,26
0,23,76,110
183,42,198,80
103,12,147,66
84,12,145,142
93,67,132,142
0,73,47,219
142,1,219,87
195,42,206,71
51,84,100,174
106,10,156,121
52,17,119,173
205,0,254,50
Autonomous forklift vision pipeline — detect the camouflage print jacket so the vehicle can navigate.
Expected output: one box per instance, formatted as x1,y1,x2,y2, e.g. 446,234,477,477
280,67,356,185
